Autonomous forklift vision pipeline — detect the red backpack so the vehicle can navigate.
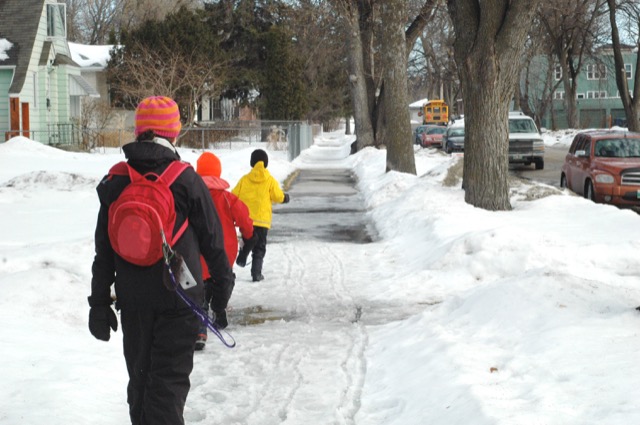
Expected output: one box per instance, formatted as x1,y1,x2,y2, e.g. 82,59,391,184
107,161,190,266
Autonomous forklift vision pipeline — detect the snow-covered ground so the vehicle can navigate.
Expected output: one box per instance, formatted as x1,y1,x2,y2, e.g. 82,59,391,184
1,128,639,425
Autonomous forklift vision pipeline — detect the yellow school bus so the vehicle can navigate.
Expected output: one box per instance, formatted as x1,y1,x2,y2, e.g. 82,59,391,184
421,100,449,126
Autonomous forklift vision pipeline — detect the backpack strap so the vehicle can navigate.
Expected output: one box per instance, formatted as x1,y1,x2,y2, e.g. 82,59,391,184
159,161,190,186
108,161,128,176
108,161,143,182
160,161,191,244
109,161,189,183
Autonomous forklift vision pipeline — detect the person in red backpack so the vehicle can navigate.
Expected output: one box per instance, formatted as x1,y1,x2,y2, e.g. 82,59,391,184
194,151,254,350
88,96,234,425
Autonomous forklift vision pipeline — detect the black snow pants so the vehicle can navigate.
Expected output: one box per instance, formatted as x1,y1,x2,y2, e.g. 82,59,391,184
120,306,200,425
250,226,269,278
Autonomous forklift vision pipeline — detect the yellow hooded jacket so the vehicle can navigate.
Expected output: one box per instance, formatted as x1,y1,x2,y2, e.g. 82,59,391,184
231,161,286,229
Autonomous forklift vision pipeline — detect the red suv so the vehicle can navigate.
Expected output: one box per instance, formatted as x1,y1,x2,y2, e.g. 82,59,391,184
560,130,640,208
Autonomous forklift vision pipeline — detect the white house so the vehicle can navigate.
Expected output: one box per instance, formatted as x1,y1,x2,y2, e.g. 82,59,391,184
409,97,428,127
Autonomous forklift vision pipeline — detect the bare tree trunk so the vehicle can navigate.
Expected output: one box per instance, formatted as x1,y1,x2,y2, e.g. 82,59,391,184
560,57,579,128
448,0,542,210
540,0,608,130
551,95,557,130
342,4,375,150
345,115,352,134
607,0,640,131
380,0,416,174
513,78,521,111
458,53,512,210
358,0,378,137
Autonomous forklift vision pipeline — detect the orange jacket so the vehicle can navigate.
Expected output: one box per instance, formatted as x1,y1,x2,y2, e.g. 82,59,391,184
199,175,253,279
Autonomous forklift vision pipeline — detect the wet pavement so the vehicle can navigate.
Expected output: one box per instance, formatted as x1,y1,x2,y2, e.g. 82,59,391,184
230,167,383,327
269,169,376,244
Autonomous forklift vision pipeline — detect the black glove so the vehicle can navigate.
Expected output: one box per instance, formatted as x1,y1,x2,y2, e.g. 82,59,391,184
213,309,228,329
88,297,118,341
283,193,290,203
209,273,235,311
242,232,258,253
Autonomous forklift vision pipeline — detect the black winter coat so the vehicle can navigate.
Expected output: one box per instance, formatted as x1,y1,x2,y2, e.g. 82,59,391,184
90,140,234,310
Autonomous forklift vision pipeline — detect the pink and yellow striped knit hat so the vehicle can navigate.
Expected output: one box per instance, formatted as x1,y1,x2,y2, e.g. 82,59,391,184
134,96,182,139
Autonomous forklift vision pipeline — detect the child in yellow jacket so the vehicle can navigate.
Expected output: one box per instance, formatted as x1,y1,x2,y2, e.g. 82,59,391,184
232,149,290,281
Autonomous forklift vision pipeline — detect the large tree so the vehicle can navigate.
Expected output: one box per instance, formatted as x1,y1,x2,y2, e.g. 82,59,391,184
284,0,351,127
333,0,375,150
447,0,542,211
108,6,228,123
380,0,416,174
411,4,459,112
258,26,308,120
607,0,640,131
65,0,200,44
330,0,435,174
540,0,608,129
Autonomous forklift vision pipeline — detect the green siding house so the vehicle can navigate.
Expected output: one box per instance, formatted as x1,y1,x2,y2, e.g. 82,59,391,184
525,46,637,130
0,0,98,143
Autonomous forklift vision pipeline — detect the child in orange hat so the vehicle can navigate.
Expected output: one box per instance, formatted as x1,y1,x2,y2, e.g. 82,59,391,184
195,151,254,350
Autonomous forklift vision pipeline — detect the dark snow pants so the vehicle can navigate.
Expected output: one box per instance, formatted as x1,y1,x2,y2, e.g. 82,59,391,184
120,306,199,425
250,226,269,278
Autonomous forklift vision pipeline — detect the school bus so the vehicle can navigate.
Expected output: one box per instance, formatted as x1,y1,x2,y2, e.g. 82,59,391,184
421,100,449,126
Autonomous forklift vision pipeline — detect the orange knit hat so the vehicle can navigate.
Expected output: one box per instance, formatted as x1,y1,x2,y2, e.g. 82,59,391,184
196,152,222,177
134,96,182,139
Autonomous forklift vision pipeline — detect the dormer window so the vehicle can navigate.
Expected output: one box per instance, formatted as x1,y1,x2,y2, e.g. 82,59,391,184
47,3,66,39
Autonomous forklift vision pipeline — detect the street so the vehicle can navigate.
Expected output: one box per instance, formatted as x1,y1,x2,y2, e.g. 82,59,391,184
510,145,567,187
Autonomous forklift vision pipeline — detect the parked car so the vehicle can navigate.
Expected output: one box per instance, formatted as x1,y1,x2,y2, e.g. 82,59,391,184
413,125,428,145
508,111,545,170
419,125,446,148
443,125,465,154
560,129,640,209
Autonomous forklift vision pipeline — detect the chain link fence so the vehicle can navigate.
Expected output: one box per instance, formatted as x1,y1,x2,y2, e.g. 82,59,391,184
4,120,320,160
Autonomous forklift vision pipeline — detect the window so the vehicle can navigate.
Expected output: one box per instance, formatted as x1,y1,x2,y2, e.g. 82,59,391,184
573,136,586,153
32,72,38,108
554,91,565,100
586,91,607,99
555,65,562,80
575,137,591,154
47,3,66,39
587,64,606,80
508,118,537,133
625,63,632,79
577,93,585,99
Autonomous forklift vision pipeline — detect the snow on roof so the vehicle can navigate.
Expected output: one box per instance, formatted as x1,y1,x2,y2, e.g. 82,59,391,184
67,42,114,68
0,38,13,61
409,98,429,108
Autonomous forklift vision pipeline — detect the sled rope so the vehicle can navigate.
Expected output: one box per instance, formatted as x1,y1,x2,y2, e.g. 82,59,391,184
162,232,236,348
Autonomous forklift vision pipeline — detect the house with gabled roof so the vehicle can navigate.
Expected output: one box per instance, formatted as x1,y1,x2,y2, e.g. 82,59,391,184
0,0,98,143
